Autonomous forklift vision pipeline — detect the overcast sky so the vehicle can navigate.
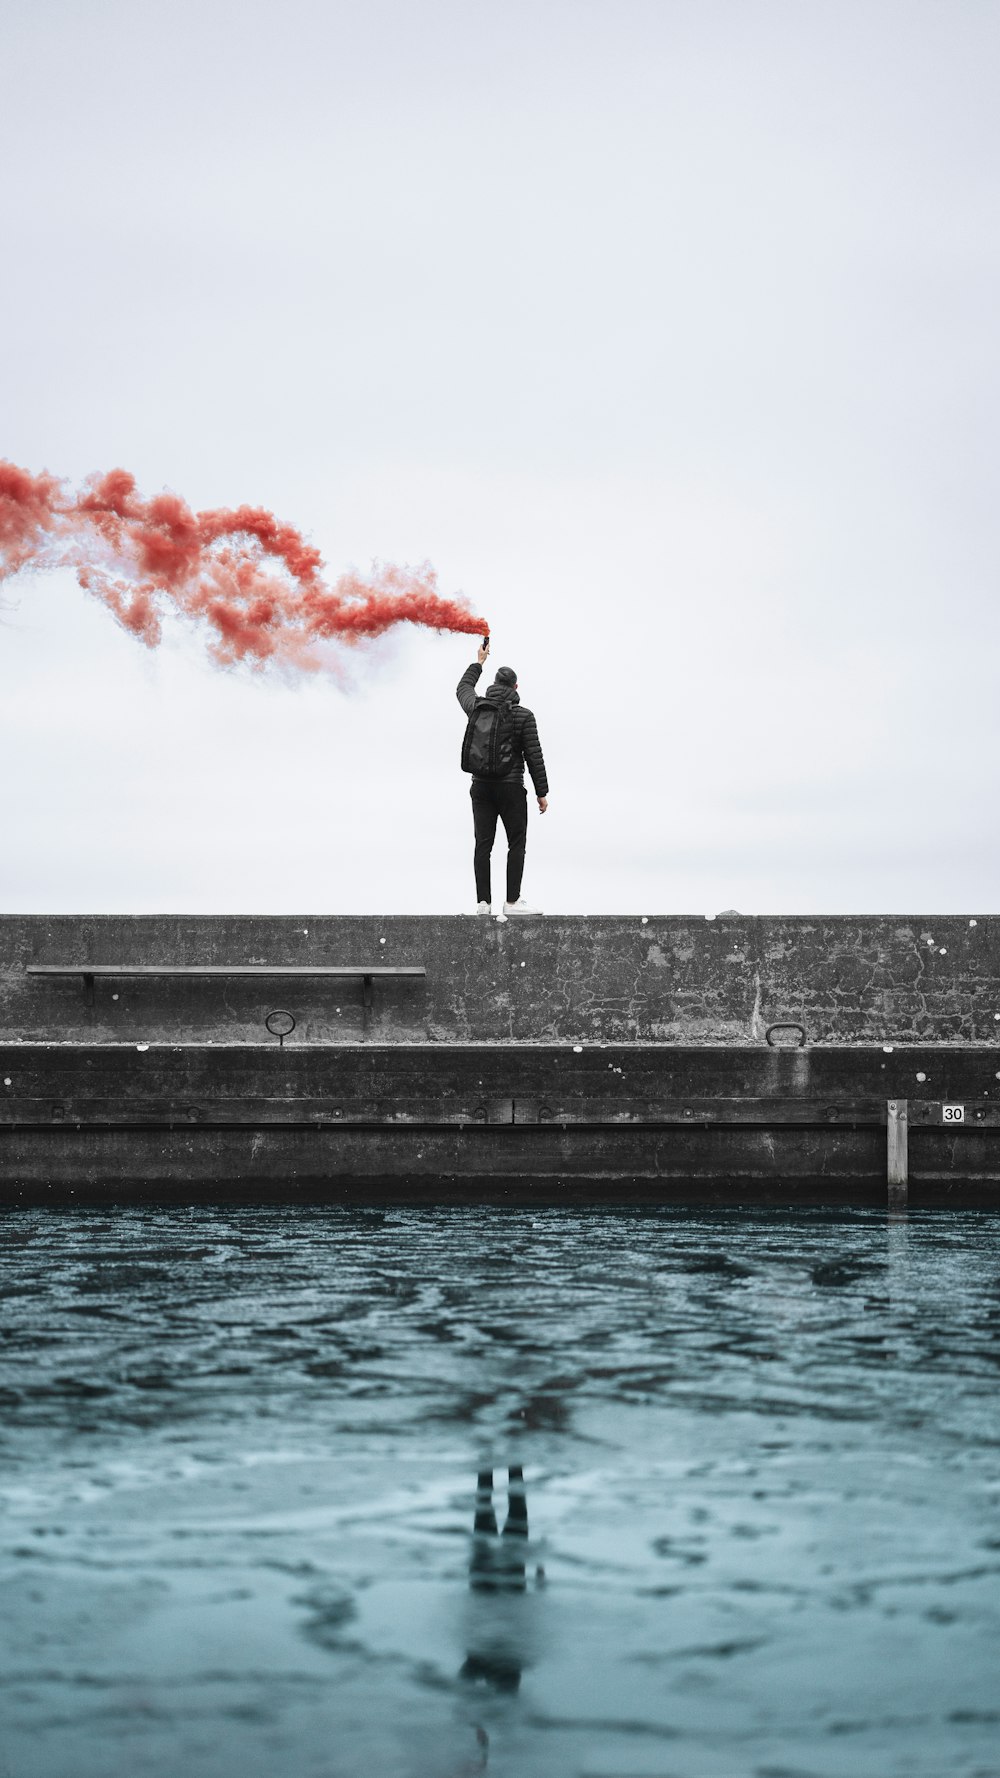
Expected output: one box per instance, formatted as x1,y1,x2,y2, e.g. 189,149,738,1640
2,0,998,916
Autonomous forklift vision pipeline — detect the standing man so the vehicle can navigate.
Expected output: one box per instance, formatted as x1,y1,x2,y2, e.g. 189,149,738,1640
457,640,549,916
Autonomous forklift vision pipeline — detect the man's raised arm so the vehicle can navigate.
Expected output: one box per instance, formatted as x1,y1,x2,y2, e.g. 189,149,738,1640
456,660,483,716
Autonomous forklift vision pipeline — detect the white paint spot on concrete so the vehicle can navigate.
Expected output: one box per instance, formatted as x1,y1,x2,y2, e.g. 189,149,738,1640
641,916,649,924
916,1071,927,1082
520,961,526,968
3,1078,10,1087
927,937,935,946
573,1044,583,1053
112,993,119,1001
883,1044,894,1053
970,919,978,927
379,937,386,946
136,1043,150,1052
939,947,948,955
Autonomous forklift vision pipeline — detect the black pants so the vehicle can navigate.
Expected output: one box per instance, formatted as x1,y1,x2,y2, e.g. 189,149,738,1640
471,780,528,905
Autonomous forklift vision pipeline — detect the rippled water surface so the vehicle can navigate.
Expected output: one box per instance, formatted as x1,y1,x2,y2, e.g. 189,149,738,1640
2,1205,999,1778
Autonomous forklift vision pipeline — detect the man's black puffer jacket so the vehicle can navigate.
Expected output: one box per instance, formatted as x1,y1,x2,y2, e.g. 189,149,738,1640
457,664,549,798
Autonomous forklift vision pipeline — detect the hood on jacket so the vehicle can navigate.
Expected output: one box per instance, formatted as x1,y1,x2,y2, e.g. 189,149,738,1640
485,680,519,707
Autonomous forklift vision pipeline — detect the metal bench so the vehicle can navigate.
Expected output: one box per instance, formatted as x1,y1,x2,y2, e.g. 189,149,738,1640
26,963,426,1028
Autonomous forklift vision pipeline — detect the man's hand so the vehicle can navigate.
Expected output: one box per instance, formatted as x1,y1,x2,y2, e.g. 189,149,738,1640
477,640,490,665
537,795,548,813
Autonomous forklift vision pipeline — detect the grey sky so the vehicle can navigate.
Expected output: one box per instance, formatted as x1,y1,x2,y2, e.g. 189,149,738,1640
2,0,998,914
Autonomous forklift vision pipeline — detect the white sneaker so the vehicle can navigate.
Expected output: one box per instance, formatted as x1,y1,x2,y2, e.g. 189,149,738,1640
476,901,492,915
503,898,542,915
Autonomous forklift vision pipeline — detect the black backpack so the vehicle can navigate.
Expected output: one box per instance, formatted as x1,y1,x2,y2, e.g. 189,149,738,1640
461,696,516,777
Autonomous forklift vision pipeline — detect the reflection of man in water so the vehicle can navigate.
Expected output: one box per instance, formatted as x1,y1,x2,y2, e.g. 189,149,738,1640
460,1464,529,1693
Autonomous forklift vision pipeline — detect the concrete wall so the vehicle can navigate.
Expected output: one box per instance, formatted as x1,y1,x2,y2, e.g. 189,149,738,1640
3,914,1000,1046
4,1044,999,1198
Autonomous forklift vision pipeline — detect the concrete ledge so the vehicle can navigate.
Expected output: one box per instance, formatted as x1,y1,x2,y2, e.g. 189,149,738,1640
2,1039,999,1109
3,1127,996,1204
4,913,1000,1046
6,914,1000,1197
3,1043,999,1200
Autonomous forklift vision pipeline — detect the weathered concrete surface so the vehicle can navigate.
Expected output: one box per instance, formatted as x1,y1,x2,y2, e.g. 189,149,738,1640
3,1044,999,1199
4,1040,1000,1115
0,1126,892,1199
4,914,1000,1046
6,916,1000,1196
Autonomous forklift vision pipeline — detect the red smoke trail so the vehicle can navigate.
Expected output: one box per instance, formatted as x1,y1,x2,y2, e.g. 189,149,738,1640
0,460,488,669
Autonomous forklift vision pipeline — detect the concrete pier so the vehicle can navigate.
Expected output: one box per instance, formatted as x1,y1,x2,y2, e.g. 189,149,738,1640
3,914,1000,1200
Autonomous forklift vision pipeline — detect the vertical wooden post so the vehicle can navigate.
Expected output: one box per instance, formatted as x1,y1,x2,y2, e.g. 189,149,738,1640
887,1098,908,1211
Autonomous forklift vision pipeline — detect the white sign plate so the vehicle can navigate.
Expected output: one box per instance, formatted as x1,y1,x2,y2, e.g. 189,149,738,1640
941,1104,965,1124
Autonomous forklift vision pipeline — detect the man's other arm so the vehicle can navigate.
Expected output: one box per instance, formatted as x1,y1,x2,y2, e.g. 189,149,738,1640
520,711,549,808
456,662,482,716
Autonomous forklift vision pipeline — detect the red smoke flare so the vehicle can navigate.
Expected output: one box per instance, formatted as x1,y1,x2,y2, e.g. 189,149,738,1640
0,460,488,669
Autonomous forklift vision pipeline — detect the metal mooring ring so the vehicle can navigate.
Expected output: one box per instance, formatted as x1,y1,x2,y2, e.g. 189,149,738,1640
765,1022,807,1049
265,1010,296,1046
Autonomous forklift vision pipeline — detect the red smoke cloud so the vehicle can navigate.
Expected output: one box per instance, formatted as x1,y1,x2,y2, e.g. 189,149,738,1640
0,460,487,669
